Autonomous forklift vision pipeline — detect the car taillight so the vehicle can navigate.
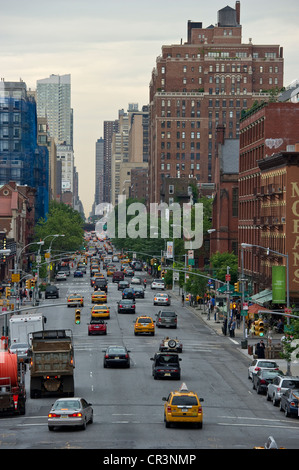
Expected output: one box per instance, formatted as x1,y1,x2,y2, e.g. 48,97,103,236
125,354,129,359
260,379,266,384
254,367,261,371
69,413,82,418
167,406,172,413
277,387,281,392
291,401,296,407
119,304,122,308
105,355,109,359
48,413,60,418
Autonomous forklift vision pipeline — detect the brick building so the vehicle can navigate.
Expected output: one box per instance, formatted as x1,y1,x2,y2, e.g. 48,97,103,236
239,102,299,301
148,1,284,204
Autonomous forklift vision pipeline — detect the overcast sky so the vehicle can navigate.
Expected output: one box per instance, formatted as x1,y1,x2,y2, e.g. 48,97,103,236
1,0,298,216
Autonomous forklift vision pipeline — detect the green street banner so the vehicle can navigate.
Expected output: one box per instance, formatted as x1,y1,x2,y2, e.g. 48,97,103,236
272,265,286,304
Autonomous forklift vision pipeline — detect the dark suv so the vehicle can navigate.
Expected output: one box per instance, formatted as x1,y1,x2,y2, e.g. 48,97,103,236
45,285,59,299
150,352,181,380
94,278,108,292
156,310,177,328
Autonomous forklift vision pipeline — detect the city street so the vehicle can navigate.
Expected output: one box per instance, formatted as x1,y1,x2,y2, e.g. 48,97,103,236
1,260,299,451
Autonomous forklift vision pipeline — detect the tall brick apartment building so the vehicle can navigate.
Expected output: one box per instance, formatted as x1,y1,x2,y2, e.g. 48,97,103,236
239,102,299,301
148,1,284,204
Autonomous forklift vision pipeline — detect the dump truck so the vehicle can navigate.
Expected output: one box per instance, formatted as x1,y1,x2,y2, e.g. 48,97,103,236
0,336,26,415
29,329,75,399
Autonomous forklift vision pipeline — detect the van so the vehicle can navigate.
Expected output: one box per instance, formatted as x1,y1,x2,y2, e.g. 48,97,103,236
112,271,124,283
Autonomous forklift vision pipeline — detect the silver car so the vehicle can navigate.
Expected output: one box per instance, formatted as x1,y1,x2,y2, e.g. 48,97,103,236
267,376,299,406
9,342,30,363
153,292,171,305
151,279,165,290
48,397,93,431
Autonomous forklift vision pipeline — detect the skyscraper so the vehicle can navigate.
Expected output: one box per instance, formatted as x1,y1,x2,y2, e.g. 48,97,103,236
148,1,284,204
94,137,104,208
36,74,72,147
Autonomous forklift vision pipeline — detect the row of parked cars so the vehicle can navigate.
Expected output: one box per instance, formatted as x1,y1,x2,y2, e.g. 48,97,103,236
248,358,299,418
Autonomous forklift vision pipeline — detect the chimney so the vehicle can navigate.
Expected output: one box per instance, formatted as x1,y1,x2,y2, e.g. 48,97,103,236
236,1,240,25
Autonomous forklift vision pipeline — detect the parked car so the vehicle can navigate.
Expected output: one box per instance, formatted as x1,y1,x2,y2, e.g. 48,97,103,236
252,369,283,394
103,345,131,368
56,271,67,281
45,285,59,299
151,279,165,290
156,310,177,329
279,388,299,417
267,376,299,406
150,352,181,380
48,397,93,431
9,342,30,363
248,359,280,380
117,299,136,314
153,292,171,306
88,319,107,335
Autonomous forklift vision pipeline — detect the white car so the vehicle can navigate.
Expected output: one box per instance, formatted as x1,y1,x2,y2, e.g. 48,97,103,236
56,271,67,281
131,277,141,285
153,292,171,305
247,359,280,380
151,279,165,290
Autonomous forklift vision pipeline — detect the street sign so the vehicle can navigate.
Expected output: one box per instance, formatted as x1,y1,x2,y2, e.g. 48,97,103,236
243,302,249,310
225,274,231,281
188,250,194,259
173,272,179,281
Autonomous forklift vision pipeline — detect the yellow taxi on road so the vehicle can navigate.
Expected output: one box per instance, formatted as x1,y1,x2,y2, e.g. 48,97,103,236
67,293,84,307
91,291,107,304
91,304,110,319
107,266,116,276
162,383,204,429
134,316,155,336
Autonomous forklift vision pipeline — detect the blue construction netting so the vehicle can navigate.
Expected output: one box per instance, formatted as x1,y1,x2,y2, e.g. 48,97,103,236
0,95,49,221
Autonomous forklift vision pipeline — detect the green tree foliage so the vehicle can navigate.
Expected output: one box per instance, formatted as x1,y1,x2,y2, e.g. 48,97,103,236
34,201,84,254
210,251,238,283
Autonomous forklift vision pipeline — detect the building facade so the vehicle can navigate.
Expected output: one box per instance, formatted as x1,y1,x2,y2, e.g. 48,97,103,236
148,1,284,204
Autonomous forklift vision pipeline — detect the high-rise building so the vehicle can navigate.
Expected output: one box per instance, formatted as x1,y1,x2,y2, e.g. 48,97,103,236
36,74,72,147
94,137,104,208
103,120,119,204
148,1,284,204
0,80,49,221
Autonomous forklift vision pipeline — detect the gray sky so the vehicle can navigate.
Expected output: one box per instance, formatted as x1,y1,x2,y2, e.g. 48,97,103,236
1,0,298,216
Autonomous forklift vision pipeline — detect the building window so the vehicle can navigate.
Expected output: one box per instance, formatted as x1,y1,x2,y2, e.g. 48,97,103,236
232,187,238,217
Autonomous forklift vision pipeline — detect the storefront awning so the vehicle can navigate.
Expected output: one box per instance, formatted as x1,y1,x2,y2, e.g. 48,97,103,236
249,289,272,306
248,303,270,315
217,284,234,294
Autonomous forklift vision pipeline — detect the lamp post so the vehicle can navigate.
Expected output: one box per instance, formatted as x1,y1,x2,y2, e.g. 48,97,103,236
45,234,65,283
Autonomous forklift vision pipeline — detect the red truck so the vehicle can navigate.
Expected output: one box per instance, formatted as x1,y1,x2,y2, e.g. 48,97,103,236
0,336,26,415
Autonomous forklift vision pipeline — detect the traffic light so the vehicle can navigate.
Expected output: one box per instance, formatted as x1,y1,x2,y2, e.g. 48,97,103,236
31,279,36,288
75,309,81,324
234,282,240,292
5,287,11,298
257,319,264,337
25,279,31,289
161,270,165,280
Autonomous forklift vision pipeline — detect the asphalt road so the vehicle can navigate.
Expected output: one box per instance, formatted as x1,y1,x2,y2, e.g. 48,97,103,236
1,261,299,451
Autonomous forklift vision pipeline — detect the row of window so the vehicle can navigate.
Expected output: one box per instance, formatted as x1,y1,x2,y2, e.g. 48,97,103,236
161,163,201,171
161,132,201,139
161,63,279,74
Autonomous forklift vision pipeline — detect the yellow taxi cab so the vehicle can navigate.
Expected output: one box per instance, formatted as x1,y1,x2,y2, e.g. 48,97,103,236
107,266,116,276
91,304,110,319
134,316,155,336
162,383,204,429
91,291,107,304
67,293,84,307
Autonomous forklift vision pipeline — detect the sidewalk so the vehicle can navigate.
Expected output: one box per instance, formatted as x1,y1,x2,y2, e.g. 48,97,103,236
180,296,299,377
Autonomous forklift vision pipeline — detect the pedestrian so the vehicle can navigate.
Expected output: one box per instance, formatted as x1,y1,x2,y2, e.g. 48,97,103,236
222,317,228,335
181,293,184,306
250,322,255,338
255,339,265,358
229,318,236,337
143,278,147,289
207,299,212,320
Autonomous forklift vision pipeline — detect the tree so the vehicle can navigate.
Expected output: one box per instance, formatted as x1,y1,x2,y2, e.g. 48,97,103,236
34,201,84,254
210,252,238,283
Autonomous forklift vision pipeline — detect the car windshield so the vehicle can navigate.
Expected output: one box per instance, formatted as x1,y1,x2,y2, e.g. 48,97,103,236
259,361,278,368
108,347,126,354
10,343,28,349
53,400,81,410
171,396,198,406
157,355,179,365
161,312,176,317
282,380,299,388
